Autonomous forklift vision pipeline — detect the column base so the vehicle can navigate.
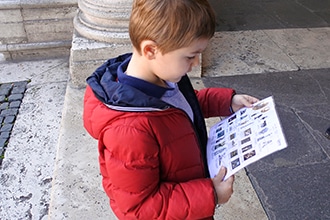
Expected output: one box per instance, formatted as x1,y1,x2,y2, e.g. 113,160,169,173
69,31,132,88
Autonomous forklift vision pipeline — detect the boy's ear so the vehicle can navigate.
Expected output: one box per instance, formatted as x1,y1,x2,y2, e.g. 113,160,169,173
141,40,158,59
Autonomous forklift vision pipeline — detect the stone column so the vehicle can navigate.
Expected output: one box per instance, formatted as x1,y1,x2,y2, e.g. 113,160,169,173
69,0,133,88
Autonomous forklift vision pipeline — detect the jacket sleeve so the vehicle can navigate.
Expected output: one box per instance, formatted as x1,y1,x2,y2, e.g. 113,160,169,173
100,125,216,220
195,87,236,118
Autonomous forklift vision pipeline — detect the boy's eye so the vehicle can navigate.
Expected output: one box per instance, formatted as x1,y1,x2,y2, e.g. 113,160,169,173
187,56,195,60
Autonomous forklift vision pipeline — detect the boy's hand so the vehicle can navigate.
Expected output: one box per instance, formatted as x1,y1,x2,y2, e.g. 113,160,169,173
231,94,259,112
212,167,234,205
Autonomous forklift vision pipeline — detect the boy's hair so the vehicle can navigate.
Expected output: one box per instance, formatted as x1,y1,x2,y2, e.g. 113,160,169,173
129,0,216,54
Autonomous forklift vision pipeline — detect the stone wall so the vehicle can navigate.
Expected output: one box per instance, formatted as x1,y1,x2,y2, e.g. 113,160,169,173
0,0,77,61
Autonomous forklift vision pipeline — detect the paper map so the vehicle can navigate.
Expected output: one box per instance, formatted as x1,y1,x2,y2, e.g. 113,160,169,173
207,96,287,180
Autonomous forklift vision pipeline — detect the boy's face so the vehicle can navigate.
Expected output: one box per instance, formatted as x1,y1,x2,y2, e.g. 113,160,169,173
152,38,209,83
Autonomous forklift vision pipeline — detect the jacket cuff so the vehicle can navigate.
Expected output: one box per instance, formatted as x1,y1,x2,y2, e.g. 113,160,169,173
229,91,237,113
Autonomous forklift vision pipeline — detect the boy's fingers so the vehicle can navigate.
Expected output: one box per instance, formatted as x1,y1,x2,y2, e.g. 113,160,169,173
242,96,256,107
248,96,259,105
226,175,235,184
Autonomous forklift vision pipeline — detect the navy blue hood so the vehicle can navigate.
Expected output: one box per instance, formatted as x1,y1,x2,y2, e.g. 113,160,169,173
86,53,170,110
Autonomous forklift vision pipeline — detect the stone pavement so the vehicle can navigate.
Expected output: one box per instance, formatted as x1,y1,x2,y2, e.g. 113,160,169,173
0,59,69,219
209,0,330,31
0,0,330,219
206,1,330,218
203,70,330,219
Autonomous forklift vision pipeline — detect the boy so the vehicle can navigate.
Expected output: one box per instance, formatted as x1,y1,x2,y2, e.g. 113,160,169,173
83,0,259,219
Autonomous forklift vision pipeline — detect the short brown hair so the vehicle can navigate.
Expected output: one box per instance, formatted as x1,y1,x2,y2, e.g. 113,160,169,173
129,0,216,54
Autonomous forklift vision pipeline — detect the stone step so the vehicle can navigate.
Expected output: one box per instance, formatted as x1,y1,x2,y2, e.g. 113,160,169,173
0,0,77,61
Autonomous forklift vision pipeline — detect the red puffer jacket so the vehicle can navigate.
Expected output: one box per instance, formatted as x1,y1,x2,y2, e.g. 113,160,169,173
83,54,235,219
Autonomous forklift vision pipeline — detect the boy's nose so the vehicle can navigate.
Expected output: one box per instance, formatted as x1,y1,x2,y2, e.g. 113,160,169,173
192,55,200,67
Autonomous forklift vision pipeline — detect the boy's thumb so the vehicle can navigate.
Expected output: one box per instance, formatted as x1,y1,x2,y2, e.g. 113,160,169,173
217,166,227,180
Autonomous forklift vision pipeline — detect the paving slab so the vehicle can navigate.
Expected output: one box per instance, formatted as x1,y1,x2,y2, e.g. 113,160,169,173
203,28,330,77
0,59,68,220
209,0,330,31
48,86,115,220
264,28,330,70
202,68,330,219
203,31,299,77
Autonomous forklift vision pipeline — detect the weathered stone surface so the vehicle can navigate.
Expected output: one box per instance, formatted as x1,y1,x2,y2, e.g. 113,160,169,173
24,19,74,43
0,23,26,44
203,69,330,220
264,28,330,69
203,28,330,77
22,6,77,21
48,86,116,219
0,58,68,220
0,8,23,23
69,31,132,88
0,0,77,61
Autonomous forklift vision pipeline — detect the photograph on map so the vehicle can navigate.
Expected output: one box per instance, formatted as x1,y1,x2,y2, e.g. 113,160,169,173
242,144,253,153
217,129,225,139
231,158,240,169
261,106,270,113
241,136,251,145
253,101,268,111
230,150,238,158
244,150,256,161
243,128,252,136
228,114,237,124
